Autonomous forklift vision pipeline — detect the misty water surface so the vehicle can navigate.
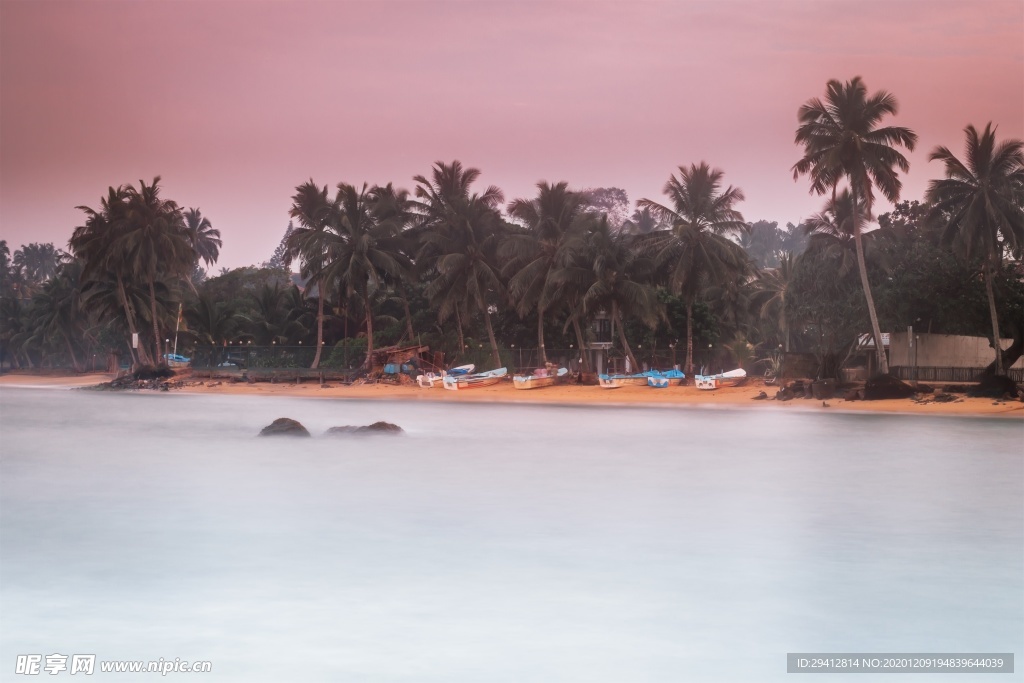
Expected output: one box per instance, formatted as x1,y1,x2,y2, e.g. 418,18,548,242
1,388,1021,681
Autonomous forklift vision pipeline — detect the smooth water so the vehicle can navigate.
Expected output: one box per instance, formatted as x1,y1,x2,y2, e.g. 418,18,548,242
1,388,1021,681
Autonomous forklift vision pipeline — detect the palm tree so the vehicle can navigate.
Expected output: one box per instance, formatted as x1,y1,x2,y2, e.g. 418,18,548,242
286,181,334,368
503,181,589,364
551,215,660,372
792,76,917,374
183,208,222,271
71,185,151,365
12,243,66,288
926,123,1024,375
751,252,798,352
413,161,507,369
369,183,418,342
119,177,192,362
637,162,749,374
21,260,86,371
321,182,409,368
801,189,881,278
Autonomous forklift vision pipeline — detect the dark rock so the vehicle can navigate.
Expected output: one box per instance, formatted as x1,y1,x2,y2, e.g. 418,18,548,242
862,374,916,400
843,388,862,401
933,393,960,403
132,364,174,380
942,384,970,393
325,421,404,436
752,391,768,400
259,418,311,437
968,374,1021,399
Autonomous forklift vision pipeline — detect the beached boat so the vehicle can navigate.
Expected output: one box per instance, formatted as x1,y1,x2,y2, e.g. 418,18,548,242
598,376,624,389
647,376,670,388
163,353,190,368
643,369,686,386
442,367,508,391
694,368,747,390
512,367,569,390
598,373,647,388
416,364,477,388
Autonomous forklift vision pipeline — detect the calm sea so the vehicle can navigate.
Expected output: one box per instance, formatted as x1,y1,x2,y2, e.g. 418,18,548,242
1,388,1021,681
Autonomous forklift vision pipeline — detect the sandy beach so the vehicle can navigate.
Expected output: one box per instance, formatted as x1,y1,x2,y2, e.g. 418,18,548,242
2,371,1021,418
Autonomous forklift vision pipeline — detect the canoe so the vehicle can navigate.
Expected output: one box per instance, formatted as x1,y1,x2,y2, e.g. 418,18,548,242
513,367,569,390
694,368,747,390
442,367,507,391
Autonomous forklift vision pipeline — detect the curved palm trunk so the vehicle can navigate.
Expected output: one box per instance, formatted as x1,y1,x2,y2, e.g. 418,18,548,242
571,315,591,373
148,278,162,364
310,279,324,369
65,338,82,373
984,258,1004,375
613,302,639,372
851,186,888,375
363,292,374,369
537,303,547,365
685,299,694,376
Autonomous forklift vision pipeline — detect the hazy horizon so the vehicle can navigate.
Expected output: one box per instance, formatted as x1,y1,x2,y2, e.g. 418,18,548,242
1,0,1021,269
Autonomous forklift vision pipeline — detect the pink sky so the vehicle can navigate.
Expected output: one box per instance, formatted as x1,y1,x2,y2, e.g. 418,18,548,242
1,0,1021,269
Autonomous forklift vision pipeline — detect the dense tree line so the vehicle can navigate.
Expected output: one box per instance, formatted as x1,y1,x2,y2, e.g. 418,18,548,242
1,78,1021,378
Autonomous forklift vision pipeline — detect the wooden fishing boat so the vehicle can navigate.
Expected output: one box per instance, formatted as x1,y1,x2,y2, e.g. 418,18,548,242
442,367,507,391
512,367,568,390
647,376,670,388
416,364,476,388
598,373,646,387
694,368,747,390
643,369,685,386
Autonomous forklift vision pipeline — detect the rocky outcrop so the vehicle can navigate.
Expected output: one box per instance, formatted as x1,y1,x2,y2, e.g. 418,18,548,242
324,421,403,436
259,418,311,437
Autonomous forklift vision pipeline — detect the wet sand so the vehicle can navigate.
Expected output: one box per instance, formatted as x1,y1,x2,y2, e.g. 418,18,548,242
3,371,1019,418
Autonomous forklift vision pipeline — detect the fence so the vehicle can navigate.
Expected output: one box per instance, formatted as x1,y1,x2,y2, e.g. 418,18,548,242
890,365,1024,383
190,344,366,371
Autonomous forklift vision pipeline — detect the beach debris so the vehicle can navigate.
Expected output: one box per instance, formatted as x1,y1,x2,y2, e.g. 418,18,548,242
324,421,404,436
822,401,830,408
259,418,311,437
752,391,768,400
862,374,916,400
811,379,836,400
968,374,1022,399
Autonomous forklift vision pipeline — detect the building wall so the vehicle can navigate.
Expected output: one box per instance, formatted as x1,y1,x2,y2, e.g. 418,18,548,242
889,332,1023,369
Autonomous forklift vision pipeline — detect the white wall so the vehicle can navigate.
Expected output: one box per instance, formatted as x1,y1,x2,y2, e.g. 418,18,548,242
889,332,1023,369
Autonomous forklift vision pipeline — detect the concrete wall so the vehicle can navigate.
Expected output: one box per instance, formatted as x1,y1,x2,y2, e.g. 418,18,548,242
889,332,1023,369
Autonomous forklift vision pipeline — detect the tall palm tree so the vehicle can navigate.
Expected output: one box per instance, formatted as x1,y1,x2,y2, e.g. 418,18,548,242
71,185,151,365
286,181,334,368
321,182,408,368
21,259,86,371
369,183,418,342
503,181,589,364
12,243,66,288
637,162,749,374
792,76,917,374
926,123,1024,375
119,177,192,362
552,215,660,372
413,161,507,369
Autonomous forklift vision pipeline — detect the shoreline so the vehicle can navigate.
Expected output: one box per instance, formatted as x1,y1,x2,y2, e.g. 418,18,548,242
1,371,1022,419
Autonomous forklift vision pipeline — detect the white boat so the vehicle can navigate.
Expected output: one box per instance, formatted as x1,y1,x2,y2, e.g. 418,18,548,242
416,364,476,388
598,376,624,389
694,368,747,390
512,367,568,390
442,367,507,391
647,376,670,388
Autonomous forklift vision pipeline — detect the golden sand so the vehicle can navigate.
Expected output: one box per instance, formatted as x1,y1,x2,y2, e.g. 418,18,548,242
3,371,1018,418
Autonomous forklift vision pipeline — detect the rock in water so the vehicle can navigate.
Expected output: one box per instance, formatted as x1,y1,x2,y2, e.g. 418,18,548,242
324,421,404,436
259,418,311,437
